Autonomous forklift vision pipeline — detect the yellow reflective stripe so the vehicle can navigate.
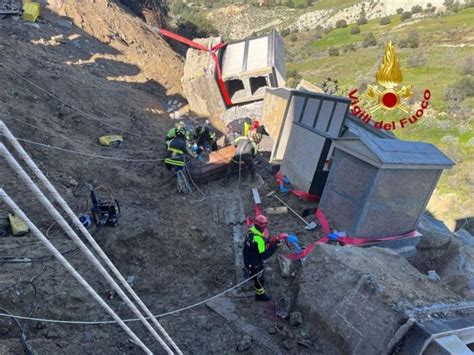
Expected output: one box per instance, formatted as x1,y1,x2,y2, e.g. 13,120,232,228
254,235,266,254
164,159,185,166
254,287,265,295
169,148,184,154
243,122,251,136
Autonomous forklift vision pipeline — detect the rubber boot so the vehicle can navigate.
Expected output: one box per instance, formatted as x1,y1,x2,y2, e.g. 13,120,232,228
255,293,271,302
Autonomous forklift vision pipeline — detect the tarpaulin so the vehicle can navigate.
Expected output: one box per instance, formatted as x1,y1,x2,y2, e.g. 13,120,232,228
275,171,320,202
154,28,232,106
284,208,418,261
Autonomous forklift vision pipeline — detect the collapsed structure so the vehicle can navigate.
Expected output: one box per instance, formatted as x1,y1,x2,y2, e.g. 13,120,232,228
181,30,286,116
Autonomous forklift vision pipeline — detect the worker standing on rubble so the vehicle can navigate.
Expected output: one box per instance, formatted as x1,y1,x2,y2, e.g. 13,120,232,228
243,215,279,301
164,126,197,170
222,130,263,185
193,123,218,153
225,117,269,145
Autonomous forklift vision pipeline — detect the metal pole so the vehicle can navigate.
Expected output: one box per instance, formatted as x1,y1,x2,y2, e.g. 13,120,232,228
0,120,181,354
0,189,152,355
0,143,173,354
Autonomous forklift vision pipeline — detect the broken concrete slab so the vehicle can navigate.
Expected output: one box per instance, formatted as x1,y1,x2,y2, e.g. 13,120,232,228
289,311,303,328
436,238,474,300
417,214,453,249
181,37,227,117
296,244,459,354
319,137,454,239
455,228,474,247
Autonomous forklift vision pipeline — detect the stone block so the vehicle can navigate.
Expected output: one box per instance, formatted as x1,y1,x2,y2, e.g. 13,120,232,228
181,37,227,117
296,244,457,354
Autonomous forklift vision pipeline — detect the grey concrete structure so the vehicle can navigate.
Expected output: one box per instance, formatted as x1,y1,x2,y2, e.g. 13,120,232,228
318,136,454,238
296,244,459,355
260,87,350,196
181,37,227,117
221,29,286,104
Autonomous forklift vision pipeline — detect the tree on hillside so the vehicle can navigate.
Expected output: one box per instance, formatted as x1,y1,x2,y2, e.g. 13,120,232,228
362,32,377,47
351,25,361,34
379,16,391,25
400,11,412,21
411,5,423,13
336,19,348,28
399,30,420,48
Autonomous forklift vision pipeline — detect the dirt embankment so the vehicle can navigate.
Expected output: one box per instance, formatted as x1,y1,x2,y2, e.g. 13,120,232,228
48,0,184,95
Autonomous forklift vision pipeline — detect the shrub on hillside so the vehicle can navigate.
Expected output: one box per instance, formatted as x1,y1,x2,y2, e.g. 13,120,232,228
462,56,474,75
362,32,377,47
328,47,340,56
379,16,391,25
335,19,347,28
177,13,218,38
280,28,291,37
400,11,412,21
343,43,356,52
445,77,474,102
399,30,420,48
396,8,404,14
412,5,423,13
286,68,302,88
357,16,368,25
350,25,361,34
289,33,298,42
427,2,432,8
407,53,427,67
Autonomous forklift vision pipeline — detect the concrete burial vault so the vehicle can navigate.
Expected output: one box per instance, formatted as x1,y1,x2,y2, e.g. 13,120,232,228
318,136,454,238
221,29,286,104
260,88,351,196
181,30,286,116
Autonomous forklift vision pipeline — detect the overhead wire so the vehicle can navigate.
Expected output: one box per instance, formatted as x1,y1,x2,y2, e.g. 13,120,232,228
0,134,166,162
0,270,263,325
1,122,180,353
2,115,162,154
1,189,153,354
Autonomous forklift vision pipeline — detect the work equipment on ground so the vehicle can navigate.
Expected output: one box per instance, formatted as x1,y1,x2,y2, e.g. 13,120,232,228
176,169,192,194
8,213,29,236
273,194,317,230
22,1,40,22
88,185,120,227
99,135,124,147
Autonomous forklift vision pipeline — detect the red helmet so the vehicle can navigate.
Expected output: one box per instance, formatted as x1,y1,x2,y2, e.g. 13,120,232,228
254,215,268,228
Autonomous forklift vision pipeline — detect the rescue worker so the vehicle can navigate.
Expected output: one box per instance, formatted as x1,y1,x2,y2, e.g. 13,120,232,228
165,121,185,142
243,215,279,301
164,126,197,170
193,124,218,153
222,130,262,185
225,117,269,145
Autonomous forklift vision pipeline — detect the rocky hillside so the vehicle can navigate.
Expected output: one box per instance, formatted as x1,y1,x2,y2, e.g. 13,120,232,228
202,0,449,40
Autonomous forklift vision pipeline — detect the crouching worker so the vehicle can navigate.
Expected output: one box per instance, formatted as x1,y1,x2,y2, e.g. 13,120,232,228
243,215,279,301
164,126,197,170
193,124,218,153
222,130,262,185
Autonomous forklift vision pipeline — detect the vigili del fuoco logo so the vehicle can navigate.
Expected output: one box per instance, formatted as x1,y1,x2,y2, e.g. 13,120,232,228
348,41,431,130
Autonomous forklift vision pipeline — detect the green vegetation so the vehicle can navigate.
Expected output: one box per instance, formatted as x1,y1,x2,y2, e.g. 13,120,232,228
350,25,360,34
379,16,391,25
400,11,413,21
284,7,474,226
362,32,376,47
